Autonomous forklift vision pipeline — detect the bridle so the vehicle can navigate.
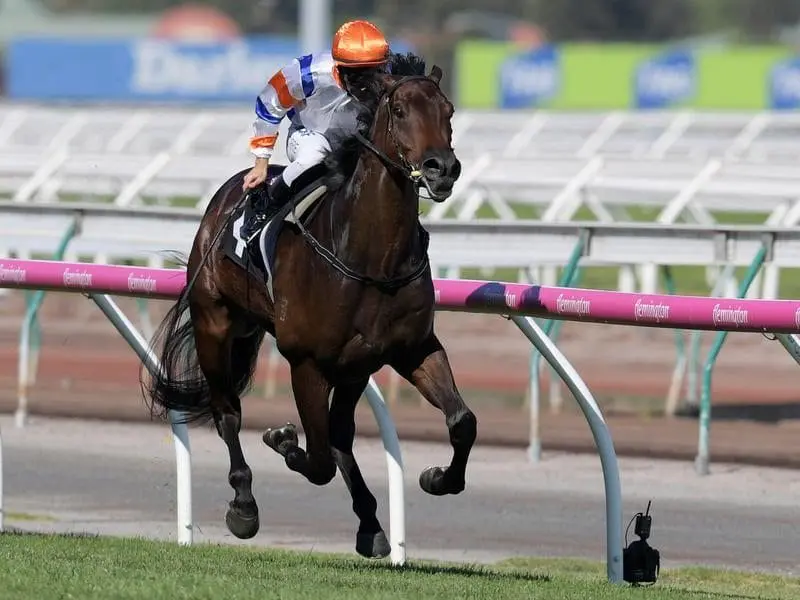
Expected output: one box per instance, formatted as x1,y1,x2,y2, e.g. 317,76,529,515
291,72,452,293
353,74,454,202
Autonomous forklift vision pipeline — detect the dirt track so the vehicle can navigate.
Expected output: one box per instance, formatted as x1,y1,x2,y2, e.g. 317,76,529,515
2,289,800,469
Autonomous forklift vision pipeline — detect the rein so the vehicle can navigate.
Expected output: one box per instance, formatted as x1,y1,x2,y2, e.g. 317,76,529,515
354,74,452,202
291,73,447,294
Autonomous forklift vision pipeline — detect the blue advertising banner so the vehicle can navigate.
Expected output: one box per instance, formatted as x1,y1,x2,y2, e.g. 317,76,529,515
6,36,297,102
498,44,560,109
633,47,696,109
5,36,414,103
769,56,800,109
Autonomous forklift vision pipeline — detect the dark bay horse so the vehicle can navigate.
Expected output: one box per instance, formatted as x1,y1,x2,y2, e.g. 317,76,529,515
140,53,476,559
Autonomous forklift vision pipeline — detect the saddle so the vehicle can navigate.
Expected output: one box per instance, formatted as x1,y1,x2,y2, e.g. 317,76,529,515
221,163,330,300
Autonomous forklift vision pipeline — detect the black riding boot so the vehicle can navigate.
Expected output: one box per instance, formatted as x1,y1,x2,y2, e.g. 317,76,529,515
242,175,292,242
267,174,292,209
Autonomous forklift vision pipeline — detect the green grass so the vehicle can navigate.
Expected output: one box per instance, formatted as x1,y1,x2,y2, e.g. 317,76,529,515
1,532,798,600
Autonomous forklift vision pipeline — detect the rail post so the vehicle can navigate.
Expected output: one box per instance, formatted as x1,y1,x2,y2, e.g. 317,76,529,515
527,234,585,462
88,293,193,545
15,219,79,428
512,315,623,584
661,266,687,416
695,245,768,475
774,333,800,366
683,263,736,415
363,379,406,566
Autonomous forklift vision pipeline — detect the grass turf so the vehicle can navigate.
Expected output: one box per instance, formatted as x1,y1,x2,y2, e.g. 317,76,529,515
1,531,798,599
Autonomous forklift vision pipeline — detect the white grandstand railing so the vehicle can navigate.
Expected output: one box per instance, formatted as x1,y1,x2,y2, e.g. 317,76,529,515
6,148,800,227
5,104,800,299
6,103,800,161
5,106,800,226
5,147,800,297
435,154,800,221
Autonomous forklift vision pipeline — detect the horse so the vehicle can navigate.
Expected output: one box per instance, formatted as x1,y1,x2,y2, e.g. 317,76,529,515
140,53,477,560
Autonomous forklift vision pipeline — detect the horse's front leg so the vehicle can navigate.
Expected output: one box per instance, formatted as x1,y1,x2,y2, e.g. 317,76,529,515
263,359,337,486
392,334,477,496
329,378,391,559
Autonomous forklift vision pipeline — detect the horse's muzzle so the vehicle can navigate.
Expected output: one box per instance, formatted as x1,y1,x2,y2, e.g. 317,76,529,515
420,150,461,203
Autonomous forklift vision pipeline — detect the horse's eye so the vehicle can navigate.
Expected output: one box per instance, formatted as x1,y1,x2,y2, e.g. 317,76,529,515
392,105,405,119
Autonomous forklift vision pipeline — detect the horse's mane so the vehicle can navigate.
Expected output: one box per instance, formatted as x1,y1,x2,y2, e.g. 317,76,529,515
322,52,428,191
388,52,427,78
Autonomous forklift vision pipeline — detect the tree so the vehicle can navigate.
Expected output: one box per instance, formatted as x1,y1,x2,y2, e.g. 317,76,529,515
731,0,800,41
533,0,695,42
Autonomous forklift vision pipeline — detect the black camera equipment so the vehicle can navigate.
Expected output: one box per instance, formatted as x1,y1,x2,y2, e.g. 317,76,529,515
623,500,660,585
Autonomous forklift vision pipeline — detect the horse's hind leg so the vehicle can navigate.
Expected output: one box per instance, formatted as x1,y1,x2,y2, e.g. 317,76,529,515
329,379,390,559
263,359,336,486
393,334,477,497
191,300,261,539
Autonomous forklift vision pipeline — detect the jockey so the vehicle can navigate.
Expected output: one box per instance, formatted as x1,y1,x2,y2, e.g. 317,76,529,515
239,19,391,241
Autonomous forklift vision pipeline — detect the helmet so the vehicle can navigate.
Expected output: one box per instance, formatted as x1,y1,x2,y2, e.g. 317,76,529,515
331,20,389,67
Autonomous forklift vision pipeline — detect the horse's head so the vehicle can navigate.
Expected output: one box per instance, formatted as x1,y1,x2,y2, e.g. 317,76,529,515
355,61,461,202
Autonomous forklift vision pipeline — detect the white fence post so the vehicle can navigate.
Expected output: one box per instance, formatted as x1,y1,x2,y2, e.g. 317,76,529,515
364,378,406,566
88,293,193,545
511,315,624,584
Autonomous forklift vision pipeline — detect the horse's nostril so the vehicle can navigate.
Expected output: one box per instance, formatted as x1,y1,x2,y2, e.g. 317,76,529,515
422,157,445,175
451,159,462,179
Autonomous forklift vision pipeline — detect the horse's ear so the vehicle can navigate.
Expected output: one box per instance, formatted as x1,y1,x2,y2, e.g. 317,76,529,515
429,65,443,85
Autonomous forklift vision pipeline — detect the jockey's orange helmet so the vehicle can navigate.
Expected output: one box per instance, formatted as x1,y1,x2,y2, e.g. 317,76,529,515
331,20,389,68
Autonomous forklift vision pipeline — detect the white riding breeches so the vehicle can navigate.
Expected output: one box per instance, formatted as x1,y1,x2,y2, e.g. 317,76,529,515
282,128,331,187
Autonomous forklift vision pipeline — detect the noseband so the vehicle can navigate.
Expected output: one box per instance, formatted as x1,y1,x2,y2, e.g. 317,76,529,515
354,74,453,202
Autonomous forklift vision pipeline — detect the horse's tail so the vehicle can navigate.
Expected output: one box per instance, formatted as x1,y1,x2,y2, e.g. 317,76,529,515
140,285,214,426
141,171,264,426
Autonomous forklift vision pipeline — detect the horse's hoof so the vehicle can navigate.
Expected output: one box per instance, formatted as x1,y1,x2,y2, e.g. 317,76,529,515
356,530,391,559
419,466,464,496
225,504,260,539
262,423,299,455
419,466,447,496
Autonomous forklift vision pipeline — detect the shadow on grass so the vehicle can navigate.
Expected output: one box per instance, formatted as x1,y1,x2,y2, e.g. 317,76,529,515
355,560,551,583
